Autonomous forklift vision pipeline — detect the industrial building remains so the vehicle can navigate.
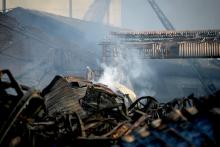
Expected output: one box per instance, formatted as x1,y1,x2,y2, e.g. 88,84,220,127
1,69,220,146
1,0,220,146
102,30,220,59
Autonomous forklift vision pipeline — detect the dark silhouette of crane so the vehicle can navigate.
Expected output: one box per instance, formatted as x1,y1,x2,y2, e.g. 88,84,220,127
147,0,217,95
147,0,174,30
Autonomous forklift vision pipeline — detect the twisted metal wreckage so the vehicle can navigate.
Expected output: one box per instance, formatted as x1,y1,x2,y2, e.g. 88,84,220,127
0,69,220,147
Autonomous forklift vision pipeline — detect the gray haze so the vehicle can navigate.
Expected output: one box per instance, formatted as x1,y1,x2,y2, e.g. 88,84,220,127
122,0,220,30
1,0,220,30
1,1,220,101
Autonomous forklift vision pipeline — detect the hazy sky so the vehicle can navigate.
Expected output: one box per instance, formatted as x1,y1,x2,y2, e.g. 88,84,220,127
165,0,220,30
1,0,220,30
122,0,220,30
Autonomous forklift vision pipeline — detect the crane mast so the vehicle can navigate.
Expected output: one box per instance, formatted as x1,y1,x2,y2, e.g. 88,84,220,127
147,0,217,95
147,0,174,30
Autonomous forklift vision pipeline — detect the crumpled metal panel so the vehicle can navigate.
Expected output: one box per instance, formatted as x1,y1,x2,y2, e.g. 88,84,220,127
1,69,220,146
42,76,88,117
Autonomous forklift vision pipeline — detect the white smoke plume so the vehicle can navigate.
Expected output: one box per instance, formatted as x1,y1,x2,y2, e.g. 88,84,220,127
98,45,157,97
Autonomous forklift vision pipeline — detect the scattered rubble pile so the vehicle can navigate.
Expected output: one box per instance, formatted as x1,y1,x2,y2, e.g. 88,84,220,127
1,69,220,147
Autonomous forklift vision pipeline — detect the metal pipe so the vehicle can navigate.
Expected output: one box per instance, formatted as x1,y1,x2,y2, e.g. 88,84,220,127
196,43,198,56
212,43,215,57
152,44,155,56
219,43,220,56
204,42,207,56
181,43,184,56
193,43,196,57
2,0,6,14
210,43,213,57
201,43,204,56
217,43,219,56
187,43,190,56
199,43,202,56
179,43,182,56
183,42,186,56
190,43,193,56
69,0,72,18
214,42,217,56
197,43,200,56
189,43,192,57
208,43,211,57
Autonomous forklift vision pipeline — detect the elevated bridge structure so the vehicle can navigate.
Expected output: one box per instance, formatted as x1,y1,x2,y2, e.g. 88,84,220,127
101,30,220,96
101,30,220,59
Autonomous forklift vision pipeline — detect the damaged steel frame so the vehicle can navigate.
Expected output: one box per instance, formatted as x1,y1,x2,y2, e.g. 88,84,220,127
1,69,220,146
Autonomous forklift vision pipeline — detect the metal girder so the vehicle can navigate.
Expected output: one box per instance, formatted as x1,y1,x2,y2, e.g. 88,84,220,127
146,0,217,95
112,30,220,42
147,0,174,30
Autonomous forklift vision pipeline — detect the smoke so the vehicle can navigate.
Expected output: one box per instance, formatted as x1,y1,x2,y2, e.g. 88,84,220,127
98,44,157,97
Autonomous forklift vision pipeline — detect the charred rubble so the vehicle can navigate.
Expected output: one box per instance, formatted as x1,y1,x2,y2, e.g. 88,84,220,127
0,69,220,147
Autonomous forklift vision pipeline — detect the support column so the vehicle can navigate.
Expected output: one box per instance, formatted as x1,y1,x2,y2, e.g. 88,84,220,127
69,0,72,18
2,0,6,14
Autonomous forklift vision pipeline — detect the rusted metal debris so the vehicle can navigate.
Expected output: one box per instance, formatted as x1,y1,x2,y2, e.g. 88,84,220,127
0,69,220,146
